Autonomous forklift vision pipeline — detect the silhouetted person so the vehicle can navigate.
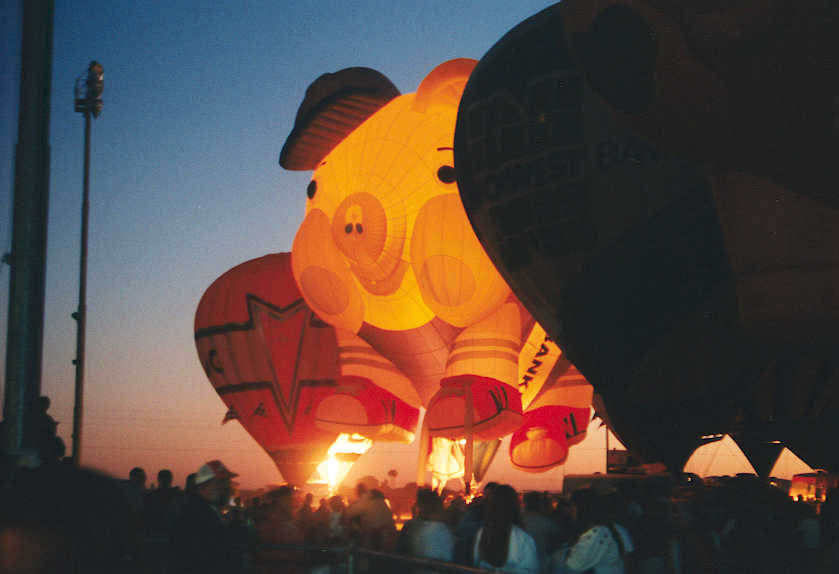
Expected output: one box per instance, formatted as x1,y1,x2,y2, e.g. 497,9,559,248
455,481,498,564
31,395,65,465
254,485,304,573
169,460,243,574
444,494,467,532
140,469,183,572
348,488,397,550
315,496,330,527
125,467,147,506
346,482,371,540
184,472,197,496
398,487,454,568
297,491,315,532
256,485,302,545
522,491,561,571
327,495,348,542
144,469,184,536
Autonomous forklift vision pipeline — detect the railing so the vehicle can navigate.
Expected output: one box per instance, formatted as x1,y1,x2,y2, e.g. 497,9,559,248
136,537,491,574
254,543,491,574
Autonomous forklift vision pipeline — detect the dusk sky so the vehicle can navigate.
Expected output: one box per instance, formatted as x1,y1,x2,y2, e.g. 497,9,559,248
1,0,563,489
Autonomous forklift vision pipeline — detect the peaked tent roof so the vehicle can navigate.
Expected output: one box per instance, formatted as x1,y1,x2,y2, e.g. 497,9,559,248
769,447,815,481
683,435,756,478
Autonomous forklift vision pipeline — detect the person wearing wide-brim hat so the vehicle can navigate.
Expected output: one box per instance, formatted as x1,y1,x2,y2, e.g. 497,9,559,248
194,460,238,509
168,460,244,574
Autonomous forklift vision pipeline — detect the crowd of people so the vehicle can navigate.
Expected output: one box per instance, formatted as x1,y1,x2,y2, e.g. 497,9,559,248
338,476,839,574
3,452,839,573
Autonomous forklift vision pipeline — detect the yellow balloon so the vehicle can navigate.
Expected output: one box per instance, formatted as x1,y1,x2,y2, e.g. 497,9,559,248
290,59,509,334
284,60,590,431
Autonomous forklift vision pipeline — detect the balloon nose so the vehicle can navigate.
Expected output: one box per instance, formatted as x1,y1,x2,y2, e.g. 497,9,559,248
341,204,366,235
332,192,404,283
333,194,383,258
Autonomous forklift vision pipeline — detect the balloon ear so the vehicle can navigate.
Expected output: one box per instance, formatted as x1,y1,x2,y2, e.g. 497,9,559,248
412,58,477,112
280,68,400,170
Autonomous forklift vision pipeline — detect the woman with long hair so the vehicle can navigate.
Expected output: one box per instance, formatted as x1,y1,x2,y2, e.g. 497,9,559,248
473,484,540,573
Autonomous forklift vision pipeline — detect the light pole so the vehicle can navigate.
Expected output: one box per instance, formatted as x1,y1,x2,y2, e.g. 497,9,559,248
71,61,103,466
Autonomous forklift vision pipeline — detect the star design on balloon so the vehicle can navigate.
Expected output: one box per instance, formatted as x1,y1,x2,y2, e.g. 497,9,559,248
198,294,336,434
248,295,336,432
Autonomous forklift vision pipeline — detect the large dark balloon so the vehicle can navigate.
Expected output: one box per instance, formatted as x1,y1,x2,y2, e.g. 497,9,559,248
550,0,835,206
454,1,839,471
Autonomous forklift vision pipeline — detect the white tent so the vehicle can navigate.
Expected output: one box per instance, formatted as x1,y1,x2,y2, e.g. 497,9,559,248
683,434,816,480
683,434,757,477
769,446,814,481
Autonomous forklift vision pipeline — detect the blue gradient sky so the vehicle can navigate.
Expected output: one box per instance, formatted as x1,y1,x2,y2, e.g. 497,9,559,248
1,0,556,489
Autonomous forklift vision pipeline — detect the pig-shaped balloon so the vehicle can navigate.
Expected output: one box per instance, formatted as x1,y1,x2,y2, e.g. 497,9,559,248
281,59,523,438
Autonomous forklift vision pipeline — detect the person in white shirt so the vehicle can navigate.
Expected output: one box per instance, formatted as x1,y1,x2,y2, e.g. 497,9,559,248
552,488,634,574
473,484,540,573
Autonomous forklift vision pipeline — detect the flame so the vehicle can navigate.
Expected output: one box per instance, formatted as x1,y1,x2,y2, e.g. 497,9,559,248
315,433,373,494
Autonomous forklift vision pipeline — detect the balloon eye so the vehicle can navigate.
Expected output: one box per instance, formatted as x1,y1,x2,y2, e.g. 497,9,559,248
355,223,363,234
437,165,457,184
345,223,353,234
307,180,317,199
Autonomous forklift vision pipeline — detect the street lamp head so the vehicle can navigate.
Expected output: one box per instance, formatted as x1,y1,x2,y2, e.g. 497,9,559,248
87,61,104,99
74,61,104,117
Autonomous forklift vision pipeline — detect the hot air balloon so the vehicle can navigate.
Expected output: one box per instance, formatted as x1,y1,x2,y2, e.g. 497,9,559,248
558,0,836,207
280,59,614,485
511,322,593,472
509,406,591,472
517,323,593,412
195,253,339,485
281,60,530,481
194,253,419,486
453,1,839,471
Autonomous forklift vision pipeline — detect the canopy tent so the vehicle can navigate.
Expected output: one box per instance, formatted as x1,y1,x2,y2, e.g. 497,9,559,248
769,446,815,481
683,435,756,478
683,434,815,480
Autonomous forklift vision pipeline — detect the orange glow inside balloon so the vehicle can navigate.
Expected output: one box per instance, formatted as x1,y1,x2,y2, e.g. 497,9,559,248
290,59,511,337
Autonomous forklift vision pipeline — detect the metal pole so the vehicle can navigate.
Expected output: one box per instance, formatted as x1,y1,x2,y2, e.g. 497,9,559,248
605,423,610,472
71,108,91,466
2,0,54,458
416,413,430,487
464,382,474,495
